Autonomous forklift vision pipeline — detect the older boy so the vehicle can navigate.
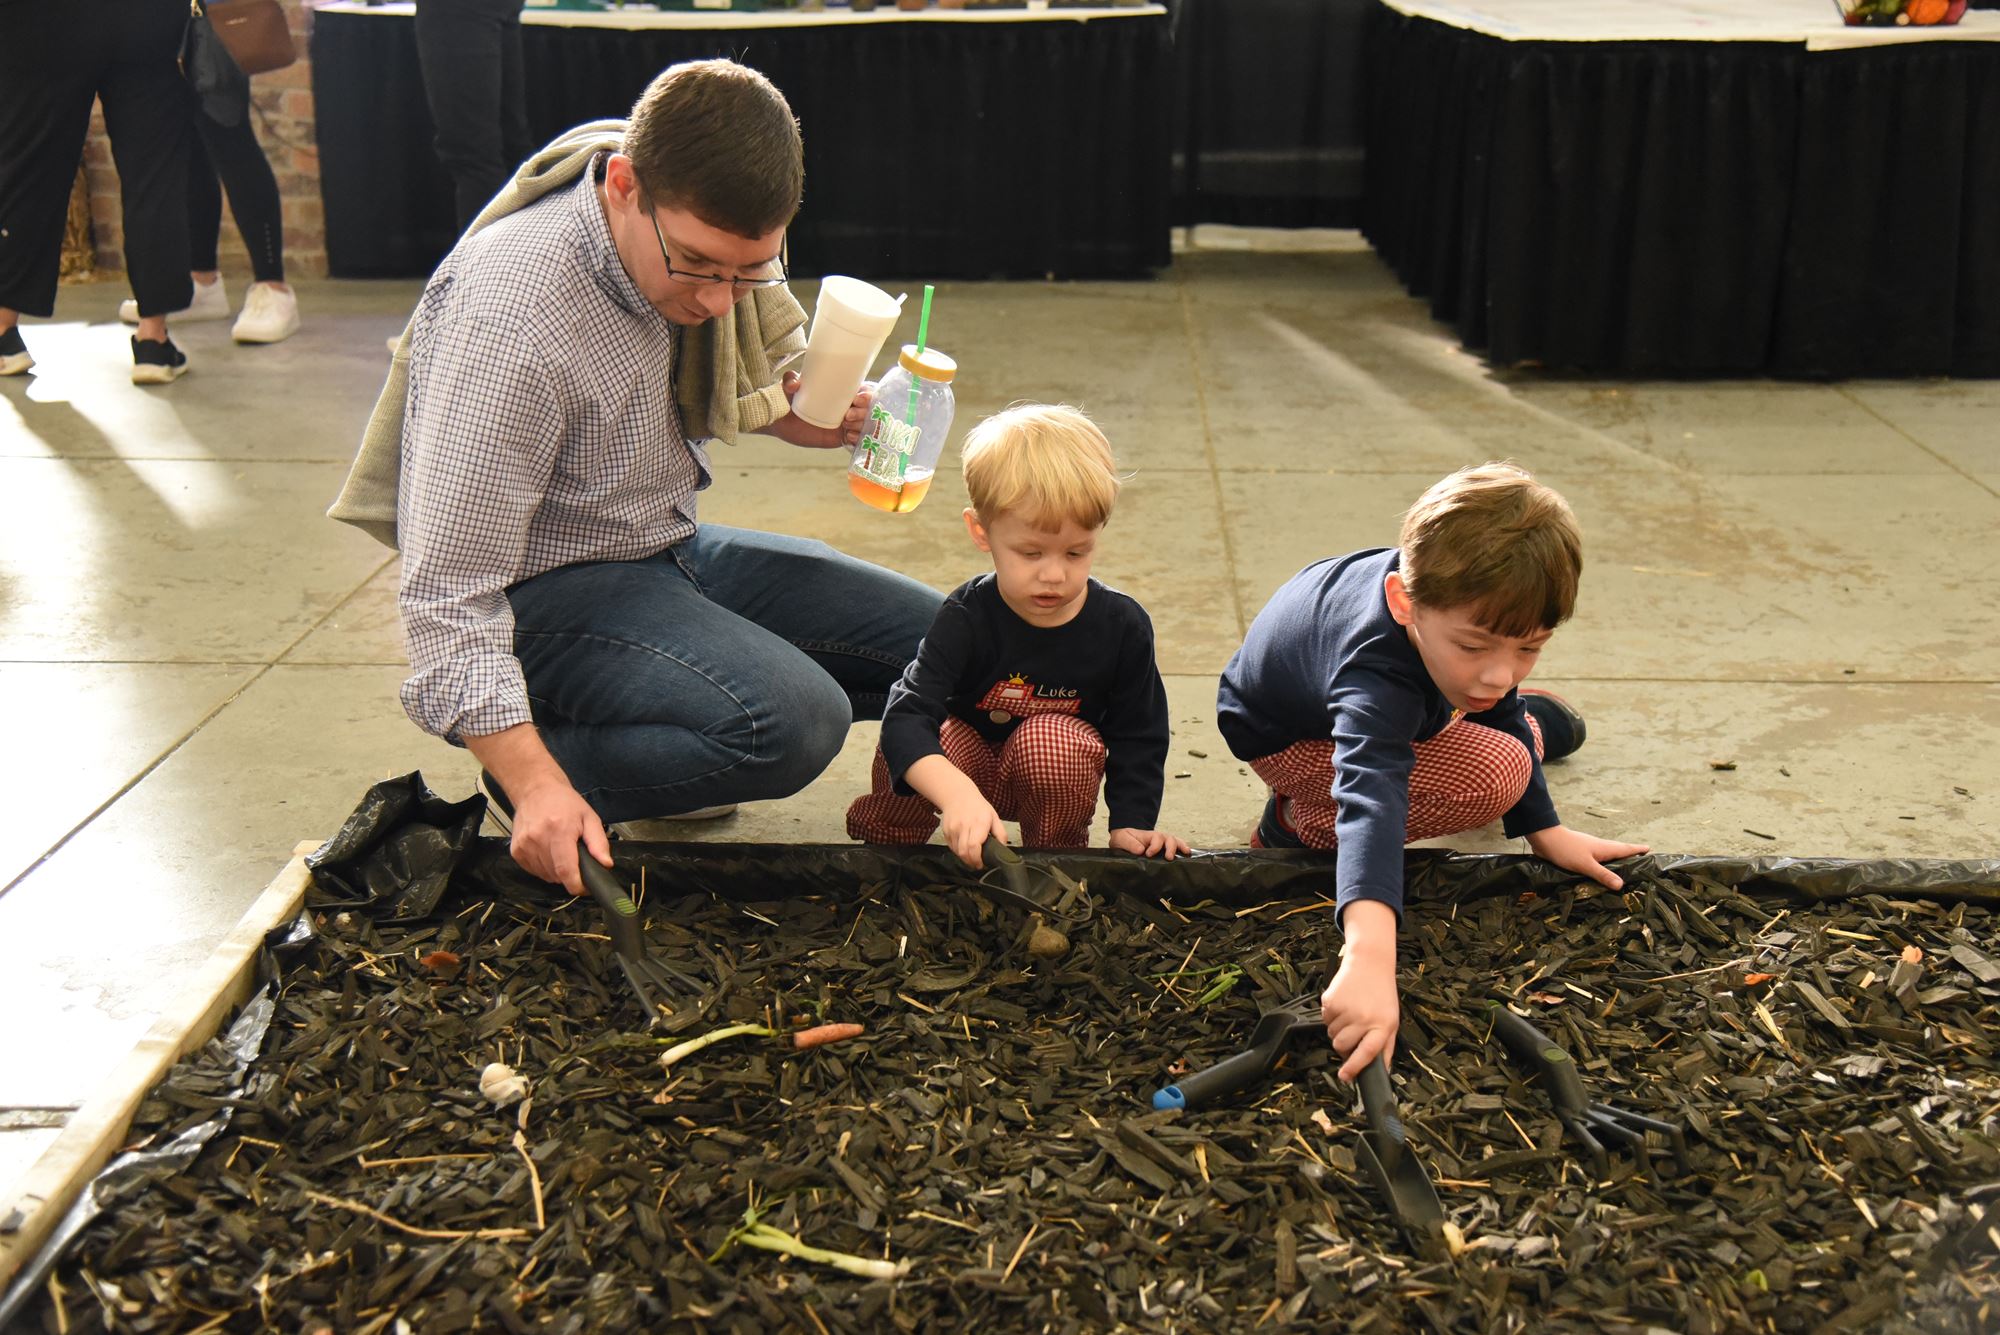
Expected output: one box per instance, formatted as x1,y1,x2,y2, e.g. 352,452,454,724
1217,463,1647,1080
847,404,1188,868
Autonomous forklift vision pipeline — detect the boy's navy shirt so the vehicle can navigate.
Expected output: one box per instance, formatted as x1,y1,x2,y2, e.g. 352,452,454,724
880,574,1170,831
1216,548,1559,916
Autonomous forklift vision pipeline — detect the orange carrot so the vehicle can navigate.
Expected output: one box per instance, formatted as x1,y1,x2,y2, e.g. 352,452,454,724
792,1023,865,1050
420,950,463,979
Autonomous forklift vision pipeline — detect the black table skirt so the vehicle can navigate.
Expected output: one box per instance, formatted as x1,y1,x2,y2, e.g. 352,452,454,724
1169,0,1370,229
1360,4,2000,377
311,10,1171,281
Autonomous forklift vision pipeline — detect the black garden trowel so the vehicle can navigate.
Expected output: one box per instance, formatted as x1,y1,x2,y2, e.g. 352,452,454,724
1353,1057,1449,1260
971,836,1096,928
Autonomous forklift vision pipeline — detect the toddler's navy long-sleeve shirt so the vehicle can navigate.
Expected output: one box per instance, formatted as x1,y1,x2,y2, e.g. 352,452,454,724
881,575,1170,831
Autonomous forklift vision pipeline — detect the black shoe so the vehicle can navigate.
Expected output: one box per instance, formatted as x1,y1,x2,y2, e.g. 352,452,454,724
0,326,31,376
1520,688,1587,762
1252,792,1305,849
131,335,189,385
478,769,515,833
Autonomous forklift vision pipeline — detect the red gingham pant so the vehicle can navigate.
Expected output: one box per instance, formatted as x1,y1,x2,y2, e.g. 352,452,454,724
1252,715,1545,848
846,714,1107,848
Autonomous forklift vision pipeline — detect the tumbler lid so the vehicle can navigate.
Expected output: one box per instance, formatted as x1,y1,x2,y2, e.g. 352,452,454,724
898,345,957,383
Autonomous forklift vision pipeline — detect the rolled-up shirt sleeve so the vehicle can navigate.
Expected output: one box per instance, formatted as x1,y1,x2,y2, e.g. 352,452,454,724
396,311,564,743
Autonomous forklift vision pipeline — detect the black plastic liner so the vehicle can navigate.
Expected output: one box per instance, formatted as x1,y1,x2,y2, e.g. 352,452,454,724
314,774,2000,921
0,914,319,1329
305,771,485,920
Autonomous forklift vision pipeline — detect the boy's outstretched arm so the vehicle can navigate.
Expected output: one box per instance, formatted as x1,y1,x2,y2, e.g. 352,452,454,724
905,754,1008,870
1322,899,1401,1081
1525,825,1650,890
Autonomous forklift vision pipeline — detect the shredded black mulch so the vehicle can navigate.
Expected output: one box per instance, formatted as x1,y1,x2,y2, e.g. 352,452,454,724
18,863,2000,1334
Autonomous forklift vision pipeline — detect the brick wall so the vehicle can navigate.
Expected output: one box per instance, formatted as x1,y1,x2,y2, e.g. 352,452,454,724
85,0,326,281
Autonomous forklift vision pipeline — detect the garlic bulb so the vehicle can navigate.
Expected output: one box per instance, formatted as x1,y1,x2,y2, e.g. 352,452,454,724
479,1062,530,1107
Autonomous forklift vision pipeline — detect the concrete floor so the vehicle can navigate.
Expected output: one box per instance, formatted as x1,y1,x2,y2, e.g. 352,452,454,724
2,242,1996,1220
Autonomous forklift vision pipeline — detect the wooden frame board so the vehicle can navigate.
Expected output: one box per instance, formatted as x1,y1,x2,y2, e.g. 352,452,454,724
0,841,321,1292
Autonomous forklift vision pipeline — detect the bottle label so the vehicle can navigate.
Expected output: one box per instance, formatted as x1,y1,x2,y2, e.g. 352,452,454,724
852,408,923,490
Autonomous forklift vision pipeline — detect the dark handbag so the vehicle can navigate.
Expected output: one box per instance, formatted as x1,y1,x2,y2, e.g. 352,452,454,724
201,0,297,77
181,1,252,126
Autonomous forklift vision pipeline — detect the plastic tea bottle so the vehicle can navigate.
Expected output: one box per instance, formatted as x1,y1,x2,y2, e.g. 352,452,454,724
847,345,956,513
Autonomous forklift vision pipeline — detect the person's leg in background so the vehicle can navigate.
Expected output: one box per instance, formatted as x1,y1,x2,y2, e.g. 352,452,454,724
196,108,299,343
119,130,230,327
414,0,528,232
0,5,109,376
98,1,198,383
496,1,532,182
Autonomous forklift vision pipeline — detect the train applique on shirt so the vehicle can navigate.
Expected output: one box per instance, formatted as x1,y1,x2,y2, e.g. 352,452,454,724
977,673,1083,724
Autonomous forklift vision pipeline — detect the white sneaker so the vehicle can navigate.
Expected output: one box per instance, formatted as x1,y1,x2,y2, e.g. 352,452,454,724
607,805,741,840
667,804,738,821
0,326,31,376
119,278,229,325
231,283,300,344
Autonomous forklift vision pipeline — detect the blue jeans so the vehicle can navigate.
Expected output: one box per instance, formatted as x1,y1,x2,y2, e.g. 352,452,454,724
506,525,941,824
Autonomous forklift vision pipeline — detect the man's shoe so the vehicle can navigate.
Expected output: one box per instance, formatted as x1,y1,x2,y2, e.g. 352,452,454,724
606,805,740,840
232,282,300,344
661,803,738,821
130,336,190,385
1250,792,1304,849
0,327,31,376
119,277,229,325
1520,687,1587,762
479,769,736,840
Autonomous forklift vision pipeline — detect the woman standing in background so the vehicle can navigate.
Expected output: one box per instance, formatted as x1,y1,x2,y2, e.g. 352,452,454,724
0,0,197,384
121,19,302,345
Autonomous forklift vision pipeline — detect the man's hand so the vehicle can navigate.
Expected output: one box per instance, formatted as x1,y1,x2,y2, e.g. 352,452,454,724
1525,825,1650,890
1323,900,1400,1081
509,778,613,897
464,723,609,897
758,373,873,449
1109,827,1191,860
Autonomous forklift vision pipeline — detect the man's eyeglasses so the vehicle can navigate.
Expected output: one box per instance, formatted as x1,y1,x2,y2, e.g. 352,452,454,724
648,209,787,290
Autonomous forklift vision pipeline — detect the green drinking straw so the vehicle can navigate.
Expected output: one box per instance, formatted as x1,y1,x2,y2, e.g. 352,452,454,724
896,284,936,485
905,284,934,429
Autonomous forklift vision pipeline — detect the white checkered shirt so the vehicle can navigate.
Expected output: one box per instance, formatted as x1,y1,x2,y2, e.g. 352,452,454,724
397,158,705,743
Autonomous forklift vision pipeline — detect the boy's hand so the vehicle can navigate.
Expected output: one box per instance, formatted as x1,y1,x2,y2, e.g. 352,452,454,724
1109,827,1191,860
904,755,1006,868
1322,950,1400,1082
1323,899,1400,1081
1525,825,1651,890
940,796,1009,870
